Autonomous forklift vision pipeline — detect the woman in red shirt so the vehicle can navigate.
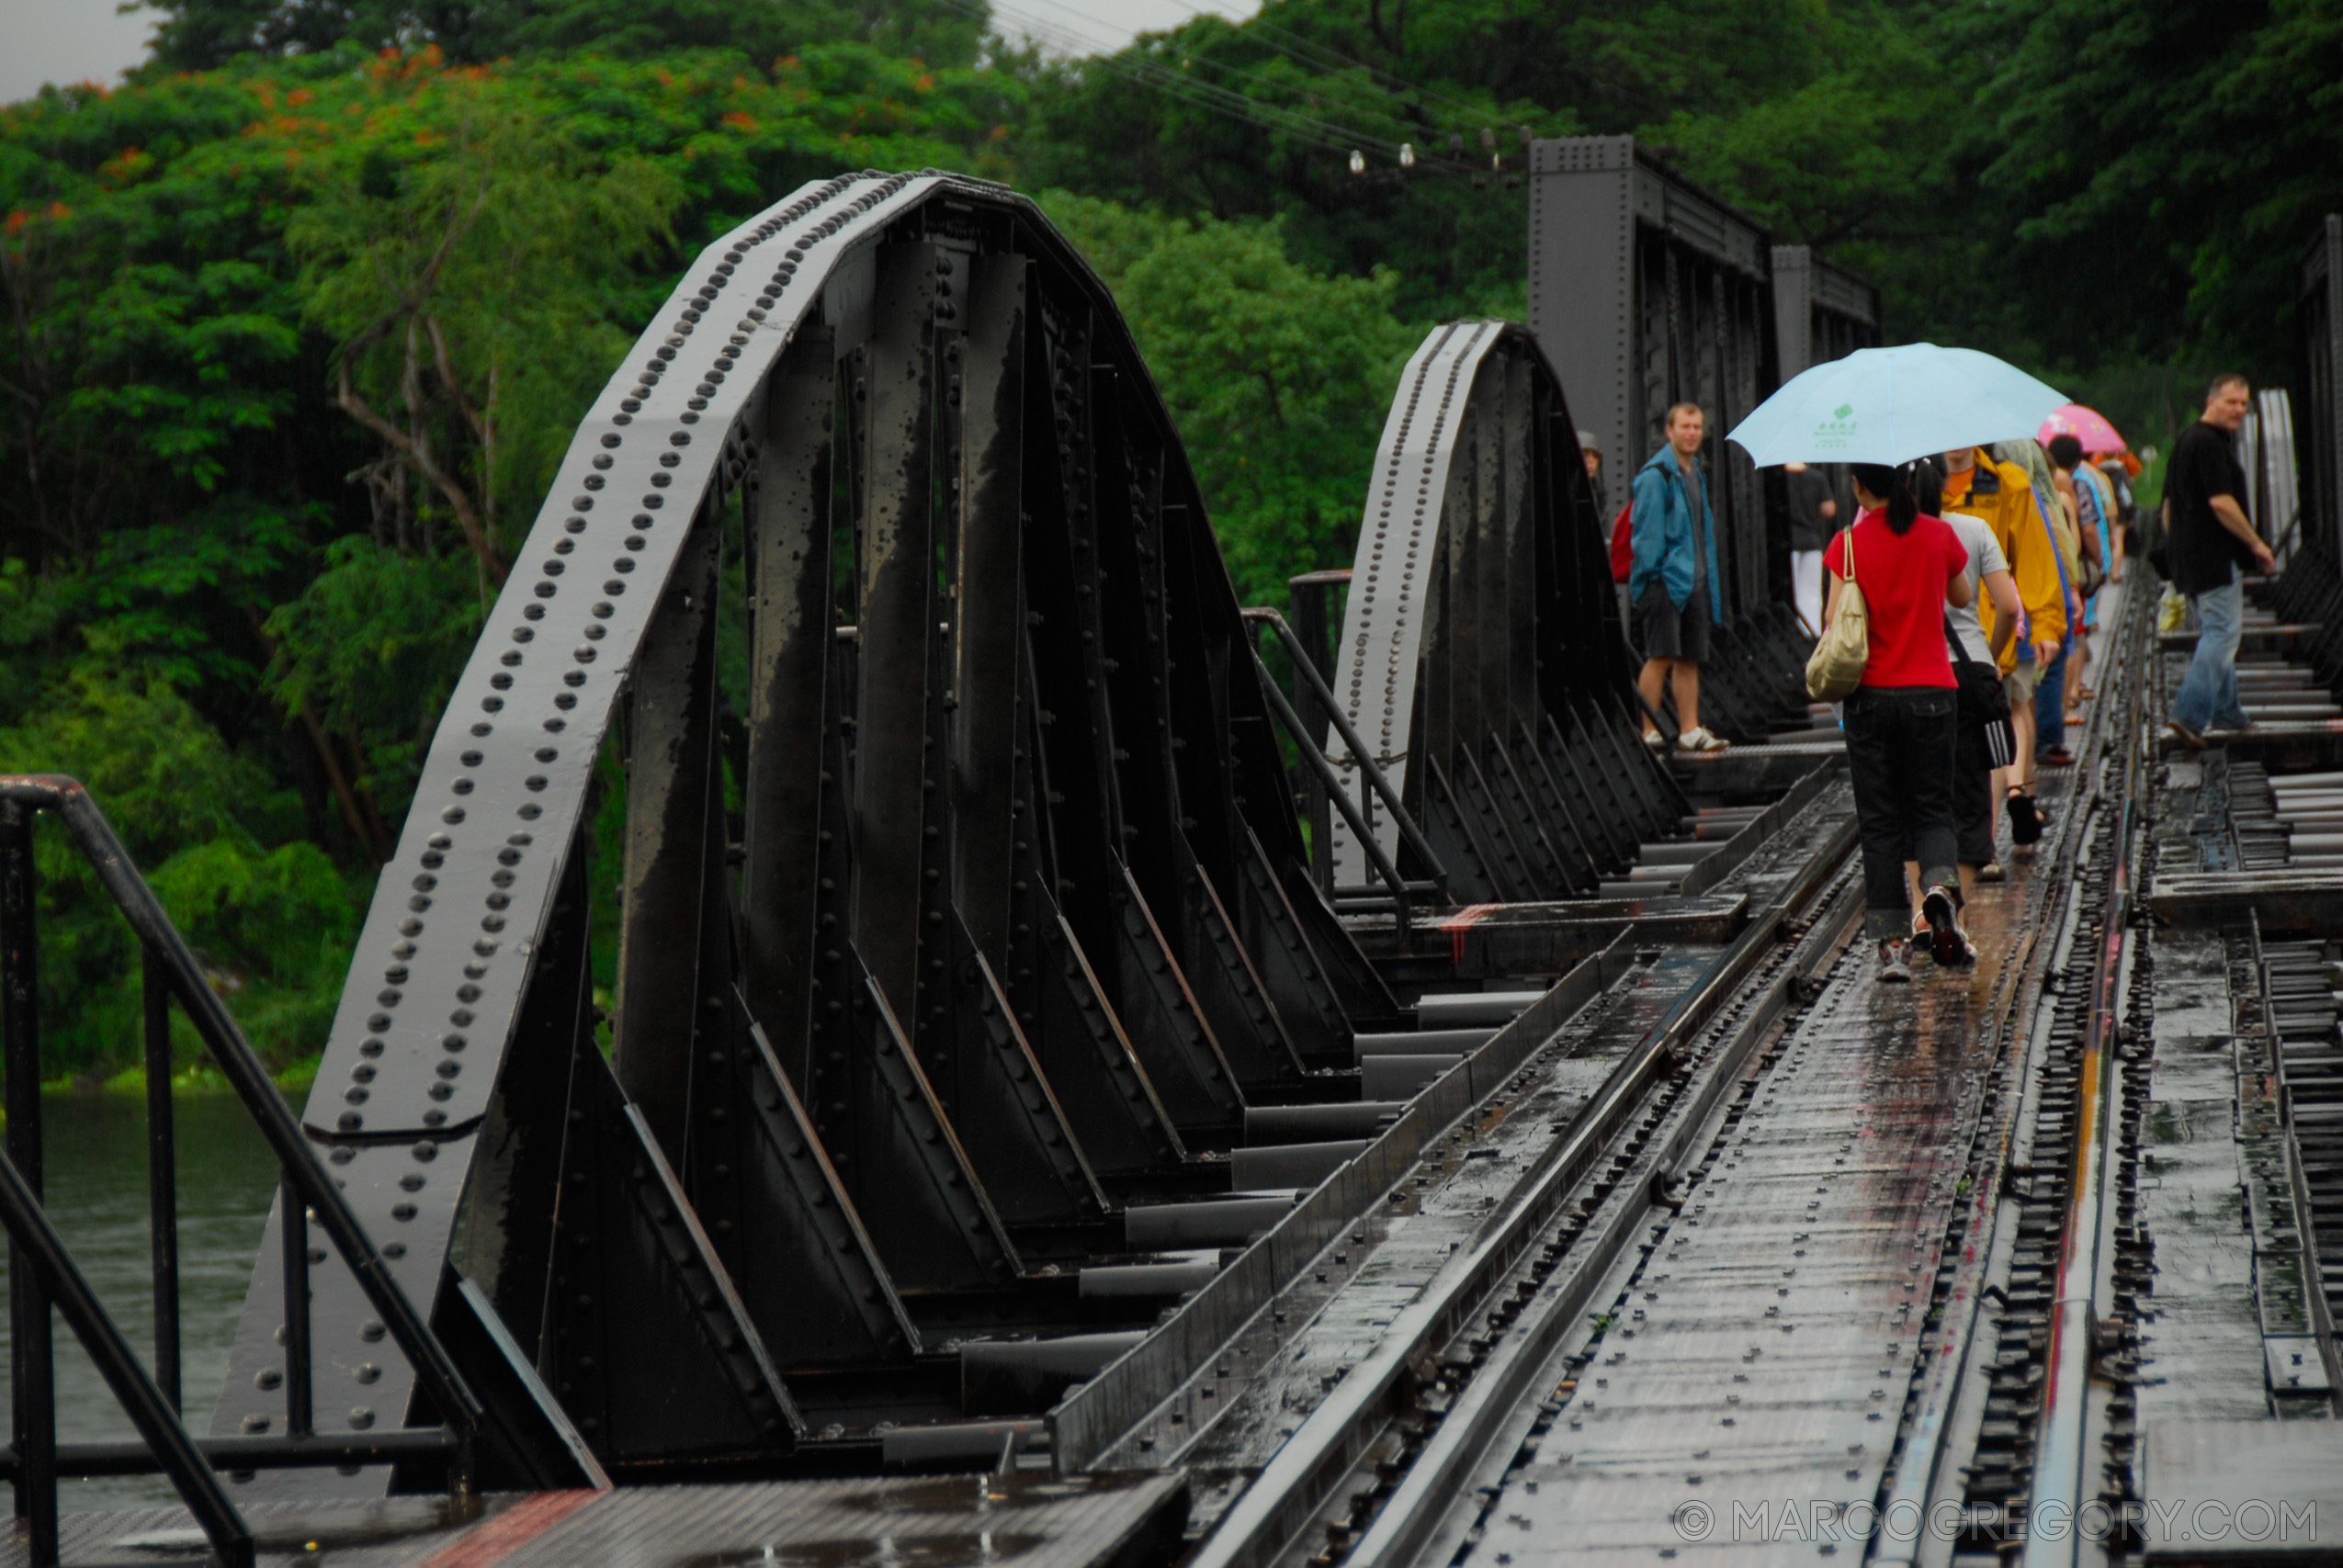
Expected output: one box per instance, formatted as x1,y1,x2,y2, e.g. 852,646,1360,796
1822,461,1975,982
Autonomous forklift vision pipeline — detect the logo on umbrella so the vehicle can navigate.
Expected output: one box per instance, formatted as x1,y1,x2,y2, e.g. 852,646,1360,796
1814,403,1858,450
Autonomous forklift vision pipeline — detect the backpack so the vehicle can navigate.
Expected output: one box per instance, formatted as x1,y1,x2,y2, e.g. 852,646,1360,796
1609,501,1634,583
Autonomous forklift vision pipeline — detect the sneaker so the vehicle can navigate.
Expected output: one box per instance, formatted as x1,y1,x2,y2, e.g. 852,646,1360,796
1907,912,1935,963
1977,861,2006,883
1678,726,1731,752
1879,940,1914,984
1922,884,1970,966
2167,718,2206,753
1643,729,1669,750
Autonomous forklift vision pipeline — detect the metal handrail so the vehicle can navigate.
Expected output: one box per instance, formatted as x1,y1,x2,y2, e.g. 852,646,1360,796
1241,645,1421,938
0,776,487,1566
1240,608,1449,894
0,1132,254,1564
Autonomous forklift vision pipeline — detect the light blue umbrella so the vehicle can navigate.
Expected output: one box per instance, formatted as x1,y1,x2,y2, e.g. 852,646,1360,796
1726,343,2068,467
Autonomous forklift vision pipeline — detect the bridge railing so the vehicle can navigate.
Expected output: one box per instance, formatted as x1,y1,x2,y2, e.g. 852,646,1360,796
0,776,485,1568
1240,608,1447,938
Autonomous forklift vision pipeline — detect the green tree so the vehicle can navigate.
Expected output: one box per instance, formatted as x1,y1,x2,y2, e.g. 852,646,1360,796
141,0,991,73
1965,0,2343,383
0,39,1020,1075
286,86,683,581
1045,193,1419,608
0,667,361,1077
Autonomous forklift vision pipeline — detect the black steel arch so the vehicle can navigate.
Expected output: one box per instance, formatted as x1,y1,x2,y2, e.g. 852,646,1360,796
210,171,1397,1490
1321,321,1691,906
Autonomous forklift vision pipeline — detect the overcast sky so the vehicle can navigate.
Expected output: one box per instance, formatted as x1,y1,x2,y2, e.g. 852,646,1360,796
0,0,1258,104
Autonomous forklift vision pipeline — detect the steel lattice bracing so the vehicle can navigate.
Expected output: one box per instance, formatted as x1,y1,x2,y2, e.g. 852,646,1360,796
1770,245,1881,382
2302,215,2343,562
1324,321,1694,904
209,172,1398,1492
1525,137,1781,626
1522,138,1811,747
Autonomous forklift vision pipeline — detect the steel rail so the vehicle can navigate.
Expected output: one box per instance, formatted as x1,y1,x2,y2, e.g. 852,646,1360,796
2018,808,2127,1568
1186,788,1861,1568
0,1431,456,1479
1342,850,1865,1568
2251,908,2343,1415
2020,601,2148,1568
1050,937,1627,1472
1881,577,2154,1568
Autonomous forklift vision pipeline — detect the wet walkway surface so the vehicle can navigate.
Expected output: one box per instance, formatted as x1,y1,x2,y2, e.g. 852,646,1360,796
1450,773,2077,1567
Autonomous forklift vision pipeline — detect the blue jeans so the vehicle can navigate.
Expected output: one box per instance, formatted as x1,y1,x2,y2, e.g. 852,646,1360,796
2173,567,2249,733
2034,637,2070,751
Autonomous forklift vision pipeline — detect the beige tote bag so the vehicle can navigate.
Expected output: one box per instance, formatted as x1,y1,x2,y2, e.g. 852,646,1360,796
1805,524,1869,701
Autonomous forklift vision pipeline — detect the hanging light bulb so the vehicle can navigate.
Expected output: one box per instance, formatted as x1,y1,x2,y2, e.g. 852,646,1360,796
1349,149,1365,175
1399,142,1415,168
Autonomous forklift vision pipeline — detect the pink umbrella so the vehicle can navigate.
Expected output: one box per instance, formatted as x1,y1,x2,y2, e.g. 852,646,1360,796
2037,403,2126,455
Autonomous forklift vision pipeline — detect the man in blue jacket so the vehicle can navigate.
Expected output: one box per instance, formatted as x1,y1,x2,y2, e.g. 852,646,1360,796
1630,402,1729,751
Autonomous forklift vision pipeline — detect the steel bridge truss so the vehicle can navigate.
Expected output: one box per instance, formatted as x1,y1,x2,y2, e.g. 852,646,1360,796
2301,214,2342,563
211,172,1407,1489
1319,321,1704,905
1524,137,1813,746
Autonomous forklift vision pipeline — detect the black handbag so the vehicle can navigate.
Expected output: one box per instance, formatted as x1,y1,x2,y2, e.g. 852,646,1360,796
1945,613,2017,768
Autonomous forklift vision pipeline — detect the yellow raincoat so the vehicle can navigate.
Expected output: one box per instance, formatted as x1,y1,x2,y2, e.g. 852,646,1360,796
1943,447,2066,674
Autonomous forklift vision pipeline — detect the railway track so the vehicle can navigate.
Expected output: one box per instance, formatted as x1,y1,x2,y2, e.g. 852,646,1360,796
1147,580,2162,1568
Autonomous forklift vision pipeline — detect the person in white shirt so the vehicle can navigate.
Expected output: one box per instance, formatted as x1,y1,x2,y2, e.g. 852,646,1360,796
1908,461,2023,908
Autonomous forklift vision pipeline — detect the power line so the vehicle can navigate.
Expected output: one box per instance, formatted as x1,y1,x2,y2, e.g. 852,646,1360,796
1005,0,1448,145
967,0,1449,167
967,0,1486,174
1143,0,1520,136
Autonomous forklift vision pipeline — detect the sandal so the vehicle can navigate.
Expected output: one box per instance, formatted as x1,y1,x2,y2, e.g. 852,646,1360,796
2007,786,2044,846
2073,685,2097,702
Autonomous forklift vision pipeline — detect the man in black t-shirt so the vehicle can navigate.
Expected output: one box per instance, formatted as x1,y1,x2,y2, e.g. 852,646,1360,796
1783,462,1837,635
2166,373,2274,748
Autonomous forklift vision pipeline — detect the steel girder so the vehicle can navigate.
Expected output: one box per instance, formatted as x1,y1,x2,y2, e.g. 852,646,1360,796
1526,136,1816,745
210,173,1391,1493
1770,245,1880,382
2302,216,2343,563
1525,136,1780,628
1322,321,1688,903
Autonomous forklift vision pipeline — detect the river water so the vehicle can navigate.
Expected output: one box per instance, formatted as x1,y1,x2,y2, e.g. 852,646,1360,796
0,1091,278,1511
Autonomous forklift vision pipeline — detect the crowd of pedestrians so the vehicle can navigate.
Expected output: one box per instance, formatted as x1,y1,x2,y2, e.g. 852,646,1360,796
1603,371,2266,983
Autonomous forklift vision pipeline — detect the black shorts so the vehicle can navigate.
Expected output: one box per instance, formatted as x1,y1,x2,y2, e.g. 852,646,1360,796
1637,583,1712,663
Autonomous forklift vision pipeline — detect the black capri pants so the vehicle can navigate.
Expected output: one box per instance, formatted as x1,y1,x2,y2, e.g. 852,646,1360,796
1841,685,1960,942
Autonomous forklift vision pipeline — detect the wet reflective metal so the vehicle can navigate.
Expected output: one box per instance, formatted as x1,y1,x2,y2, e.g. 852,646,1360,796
1439,864,2031,1567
